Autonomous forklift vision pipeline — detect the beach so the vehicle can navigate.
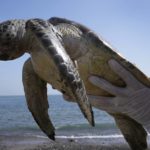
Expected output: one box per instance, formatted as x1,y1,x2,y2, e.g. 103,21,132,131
0,95,147,150
0,134,131,150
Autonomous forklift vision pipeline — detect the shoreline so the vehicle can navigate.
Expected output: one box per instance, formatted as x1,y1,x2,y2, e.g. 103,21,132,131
0,134,131,150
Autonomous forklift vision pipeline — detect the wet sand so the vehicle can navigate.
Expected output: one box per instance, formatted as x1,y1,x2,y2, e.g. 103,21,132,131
0,134,132,150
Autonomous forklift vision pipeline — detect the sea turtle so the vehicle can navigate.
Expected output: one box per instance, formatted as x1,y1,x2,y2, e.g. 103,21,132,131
48,17,150,150
0,17,149,150
0,18,94,140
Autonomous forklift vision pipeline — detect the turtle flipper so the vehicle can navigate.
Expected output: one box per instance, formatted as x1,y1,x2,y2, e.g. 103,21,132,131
113,114,148,150
23,58,55,140
25,19,94,126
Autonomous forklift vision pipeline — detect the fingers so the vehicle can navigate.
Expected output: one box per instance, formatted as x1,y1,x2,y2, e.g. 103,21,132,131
108,59,145,89
89,76,128,96
88,95,119,113
88,95,114,108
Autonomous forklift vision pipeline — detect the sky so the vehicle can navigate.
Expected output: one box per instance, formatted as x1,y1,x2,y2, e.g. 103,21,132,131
0,0,150,95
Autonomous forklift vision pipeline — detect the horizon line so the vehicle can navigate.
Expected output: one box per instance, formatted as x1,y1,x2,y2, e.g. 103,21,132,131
0,94,62,97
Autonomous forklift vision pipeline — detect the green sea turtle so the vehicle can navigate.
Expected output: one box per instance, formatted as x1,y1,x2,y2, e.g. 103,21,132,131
0,18,94,140
48,17,150,150
0,17,149,150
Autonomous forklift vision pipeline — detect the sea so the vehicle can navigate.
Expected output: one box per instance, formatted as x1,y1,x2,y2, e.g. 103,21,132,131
0,95,122,140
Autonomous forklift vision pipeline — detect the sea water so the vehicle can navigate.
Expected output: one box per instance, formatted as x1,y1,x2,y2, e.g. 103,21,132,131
0,95,121,139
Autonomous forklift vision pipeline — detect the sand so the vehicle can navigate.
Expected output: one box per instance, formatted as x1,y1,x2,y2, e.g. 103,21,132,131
0,134,132,150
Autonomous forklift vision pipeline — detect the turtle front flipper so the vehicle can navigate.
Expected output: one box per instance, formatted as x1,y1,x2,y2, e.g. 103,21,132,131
25,19,94,126
23,58,55,140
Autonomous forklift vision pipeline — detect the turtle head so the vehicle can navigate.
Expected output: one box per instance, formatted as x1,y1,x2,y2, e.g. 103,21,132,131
0,20,26,61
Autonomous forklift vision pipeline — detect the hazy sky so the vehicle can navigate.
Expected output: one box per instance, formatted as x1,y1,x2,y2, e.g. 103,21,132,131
0,0,150,95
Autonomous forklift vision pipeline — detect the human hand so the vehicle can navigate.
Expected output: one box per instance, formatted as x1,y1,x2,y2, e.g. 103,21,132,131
88,59,150,129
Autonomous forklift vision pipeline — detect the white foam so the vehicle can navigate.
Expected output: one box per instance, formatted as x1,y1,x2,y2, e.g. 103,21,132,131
56,135,123,139
34,134,124,139
35,133,150,140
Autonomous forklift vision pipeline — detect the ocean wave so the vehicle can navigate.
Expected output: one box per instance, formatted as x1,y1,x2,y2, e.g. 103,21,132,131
56,123,116,130
34,133,150,139
34,134,123,139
